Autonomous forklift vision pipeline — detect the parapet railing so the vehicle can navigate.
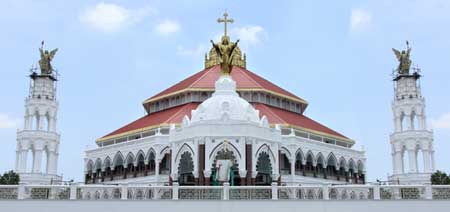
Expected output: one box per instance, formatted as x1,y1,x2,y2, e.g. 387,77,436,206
0,183,449,200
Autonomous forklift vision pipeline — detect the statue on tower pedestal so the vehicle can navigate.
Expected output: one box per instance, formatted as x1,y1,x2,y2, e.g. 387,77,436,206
392,41,412,75
38,41,58,75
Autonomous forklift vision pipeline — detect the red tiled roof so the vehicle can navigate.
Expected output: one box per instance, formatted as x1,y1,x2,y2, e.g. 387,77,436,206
99,102,349,142
253,103,349,140
99,103,200,140
145,65,306,103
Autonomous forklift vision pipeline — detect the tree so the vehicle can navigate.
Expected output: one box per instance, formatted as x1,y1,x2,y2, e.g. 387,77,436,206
431,170,450,185
0,170,20,185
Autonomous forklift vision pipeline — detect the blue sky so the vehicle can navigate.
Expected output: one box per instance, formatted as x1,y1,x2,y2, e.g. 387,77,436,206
0,0,449,182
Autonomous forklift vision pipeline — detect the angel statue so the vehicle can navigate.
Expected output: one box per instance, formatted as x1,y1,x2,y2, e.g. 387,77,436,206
39,41,58,75
210,36,240,75
392,41,412,75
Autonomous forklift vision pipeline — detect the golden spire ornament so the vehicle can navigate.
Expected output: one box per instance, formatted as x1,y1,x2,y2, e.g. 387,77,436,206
217,12,234,37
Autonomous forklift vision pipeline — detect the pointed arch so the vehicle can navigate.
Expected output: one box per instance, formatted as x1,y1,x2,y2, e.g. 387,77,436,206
255,151,273,185
294,148,305,175
326,153,337,167
305,151,315,177
316,152,325,168
136,151,146,176
357,160,364,173
315,152,325,178
103,156,112,180
147,148,156,174
125,152,135,166
338,157,347,170
348,159,356,171
178,151,195,185
94,158,102,173
86,160,94,172
113,152,124,167
147,148,156,161
325,153,338,179
103,156,111,169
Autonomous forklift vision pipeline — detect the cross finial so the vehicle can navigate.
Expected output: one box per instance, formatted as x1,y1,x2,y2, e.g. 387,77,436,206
217,11,234,37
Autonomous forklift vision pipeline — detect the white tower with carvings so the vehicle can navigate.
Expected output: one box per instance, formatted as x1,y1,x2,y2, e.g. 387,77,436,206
15,44,62,184
388,42,434,184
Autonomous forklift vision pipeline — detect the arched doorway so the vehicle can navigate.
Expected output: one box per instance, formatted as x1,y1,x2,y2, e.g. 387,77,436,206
178,152,195,185
211,149,240,186
255,152,272,185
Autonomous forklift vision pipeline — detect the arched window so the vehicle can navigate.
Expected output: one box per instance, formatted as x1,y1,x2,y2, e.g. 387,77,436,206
348,160,356,183
338,158,347,181
160,153,170,174
85,160,94,184
178,152,195,185
255,152,273,185
280,153,291,175
113,153,124,179
295,151,304,175
136,153,145,177
94,158,102,183
305,153,314,177
357,160,365,184
326,154,338,180
316,154,325,178
125,153,135,178
103,157,111,181
147,151,156,174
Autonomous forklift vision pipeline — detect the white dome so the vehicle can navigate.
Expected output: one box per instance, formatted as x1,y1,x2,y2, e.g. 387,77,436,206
190,75,260,123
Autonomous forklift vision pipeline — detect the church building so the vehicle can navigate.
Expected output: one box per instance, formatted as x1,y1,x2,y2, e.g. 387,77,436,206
84,13,366,186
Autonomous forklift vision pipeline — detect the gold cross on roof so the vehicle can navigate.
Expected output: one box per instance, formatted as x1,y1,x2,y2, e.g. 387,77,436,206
217,12,234,37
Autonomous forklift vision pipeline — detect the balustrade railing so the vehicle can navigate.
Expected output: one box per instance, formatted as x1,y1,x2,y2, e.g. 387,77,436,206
1,184,449,201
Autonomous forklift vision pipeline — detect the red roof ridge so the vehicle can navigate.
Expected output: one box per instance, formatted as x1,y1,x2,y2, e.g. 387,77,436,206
189,65,218,88
256,104,284,123
166,103,192,123
235,66,264,88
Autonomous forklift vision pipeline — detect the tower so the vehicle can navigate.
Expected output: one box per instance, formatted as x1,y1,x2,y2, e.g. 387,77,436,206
388,42,434,184
15,43,62,184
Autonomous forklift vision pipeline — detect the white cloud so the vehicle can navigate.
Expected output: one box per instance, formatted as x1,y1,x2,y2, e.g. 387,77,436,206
350,8,372,32
211,25,267,53
0,113,18,129
231,25,266,45
177,44,207,58
79,2,154,32
430,112,450,129
155,20,181,35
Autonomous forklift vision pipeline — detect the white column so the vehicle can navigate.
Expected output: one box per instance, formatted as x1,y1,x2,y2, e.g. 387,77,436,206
407,115,413,130
19,150,28,173
47,152,56,174
423,150,431,173
33,149,43,173
290,158,295,178
431,151,435,172
38,114,45,131
393,151,403,174
408,150,417,173
24,115,30,130
155,160,160,182
15,151,20,172
395,117,402,132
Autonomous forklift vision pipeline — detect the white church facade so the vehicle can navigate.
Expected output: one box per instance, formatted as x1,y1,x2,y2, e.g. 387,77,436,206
83,17,367,186
11,14,437,190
